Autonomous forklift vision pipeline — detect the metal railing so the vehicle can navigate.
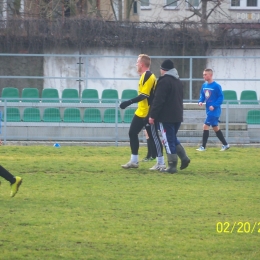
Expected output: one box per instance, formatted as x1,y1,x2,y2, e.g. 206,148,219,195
0,54,260,101
0,99,260,145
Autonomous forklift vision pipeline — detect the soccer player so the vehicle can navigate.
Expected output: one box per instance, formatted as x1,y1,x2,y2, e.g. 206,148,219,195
196,68,230,151
0,165,22,197
120,54,157,168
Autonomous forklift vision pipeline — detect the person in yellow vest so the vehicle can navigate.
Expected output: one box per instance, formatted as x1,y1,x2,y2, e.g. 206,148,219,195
120,54,157,168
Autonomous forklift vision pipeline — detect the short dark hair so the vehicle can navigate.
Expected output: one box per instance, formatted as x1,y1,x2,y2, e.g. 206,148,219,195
204,68,213,74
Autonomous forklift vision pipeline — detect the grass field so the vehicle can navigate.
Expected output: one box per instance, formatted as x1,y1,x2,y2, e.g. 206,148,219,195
0,145,260,260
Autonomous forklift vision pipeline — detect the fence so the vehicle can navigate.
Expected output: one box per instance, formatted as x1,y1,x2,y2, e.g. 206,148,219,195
0,53,260,101
0,53,260,145
0,98,260,145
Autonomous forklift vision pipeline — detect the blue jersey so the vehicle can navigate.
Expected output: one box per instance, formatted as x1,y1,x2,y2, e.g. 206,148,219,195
198,81,223,117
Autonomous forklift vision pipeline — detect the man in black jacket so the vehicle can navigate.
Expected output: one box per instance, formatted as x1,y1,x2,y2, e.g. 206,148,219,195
149,59,190,173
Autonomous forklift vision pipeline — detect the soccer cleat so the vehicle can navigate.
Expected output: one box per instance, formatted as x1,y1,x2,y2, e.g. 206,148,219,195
149,163,166,171
10,176,23,197
196,146,206,152
121,161,139,169
220,144,230,151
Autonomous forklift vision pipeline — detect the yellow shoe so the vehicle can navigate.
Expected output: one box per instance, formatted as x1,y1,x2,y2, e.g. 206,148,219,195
10,176,22,197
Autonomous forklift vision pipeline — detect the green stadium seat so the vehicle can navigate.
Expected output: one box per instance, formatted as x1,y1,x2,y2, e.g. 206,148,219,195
121,89,138,100
223,90,238,104
240,90,258,105
23,108,41,122
21,88,40,102
103,108,122,123
101,89,119,103
81,89,99,103
1,87,20,102
43,108,62,122
83,108,102,123
1,107,21,122
63,108,82,123
246,110,260,124
123,108,135,123
61,89,79,103
42,88,60,103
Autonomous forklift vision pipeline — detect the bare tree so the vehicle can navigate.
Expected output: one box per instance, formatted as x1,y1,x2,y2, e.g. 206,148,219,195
186,0,222,29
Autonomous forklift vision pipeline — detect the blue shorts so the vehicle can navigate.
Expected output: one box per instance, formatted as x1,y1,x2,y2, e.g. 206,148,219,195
204,115,219,127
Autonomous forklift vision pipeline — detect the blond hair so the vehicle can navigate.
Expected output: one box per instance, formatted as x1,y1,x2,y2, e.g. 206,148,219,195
138,54,151,68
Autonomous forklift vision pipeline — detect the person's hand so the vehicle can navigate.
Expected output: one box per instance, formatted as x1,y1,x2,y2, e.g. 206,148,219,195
198,102,203,106
209,106,214,111
120,100,132,109
149,117,155,125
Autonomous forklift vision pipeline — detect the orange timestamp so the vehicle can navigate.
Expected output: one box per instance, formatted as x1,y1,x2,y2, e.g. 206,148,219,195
216,222,260,233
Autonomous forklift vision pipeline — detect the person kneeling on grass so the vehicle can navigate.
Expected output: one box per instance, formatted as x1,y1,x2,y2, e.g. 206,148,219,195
0,165,22,197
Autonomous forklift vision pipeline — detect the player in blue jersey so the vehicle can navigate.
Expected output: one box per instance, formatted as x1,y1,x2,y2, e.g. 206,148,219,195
196,68,230,152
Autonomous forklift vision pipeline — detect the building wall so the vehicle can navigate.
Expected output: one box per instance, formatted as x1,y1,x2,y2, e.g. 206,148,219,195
136,0,260,23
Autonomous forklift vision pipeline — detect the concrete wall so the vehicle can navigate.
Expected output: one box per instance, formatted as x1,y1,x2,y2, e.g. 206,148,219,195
206,49,260,99
1,48,260,101
43,47,140,99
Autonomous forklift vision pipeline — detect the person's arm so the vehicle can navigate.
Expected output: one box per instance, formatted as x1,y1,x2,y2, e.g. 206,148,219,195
120,94,147,109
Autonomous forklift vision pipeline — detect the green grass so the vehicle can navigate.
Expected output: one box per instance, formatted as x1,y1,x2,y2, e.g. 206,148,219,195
0,146,260,260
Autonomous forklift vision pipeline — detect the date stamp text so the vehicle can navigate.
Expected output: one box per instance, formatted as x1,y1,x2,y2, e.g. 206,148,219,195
216,222,260,233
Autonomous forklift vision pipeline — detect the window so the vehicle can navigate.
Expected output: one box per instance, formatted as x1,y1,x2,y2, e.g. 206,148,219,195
231,0,240,7
231,0,260,8
247,0,257,6
164,0,178,9
140,0,149,7
187,0,200,8
133,1,138,13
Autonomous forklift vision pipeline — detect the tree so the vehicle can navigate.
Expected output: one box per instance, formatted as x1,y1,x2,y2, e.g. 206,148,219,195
185,0,222,29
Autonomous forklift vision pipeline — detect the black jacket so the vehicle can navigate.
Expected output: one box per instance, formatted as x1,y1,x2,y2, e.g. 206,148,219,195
149,71,183,123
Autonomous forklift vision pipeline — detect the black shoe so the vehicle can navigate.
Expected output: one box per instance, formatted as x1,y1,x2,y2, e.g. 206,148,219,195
180,159,190,170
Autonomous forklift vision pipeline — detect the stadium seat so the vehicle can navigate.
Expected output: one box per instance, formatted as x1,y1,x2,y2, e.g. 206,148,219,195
83,108,102,123
81,89,99,103
1,107,21,122
101,89,119,103
43,108,62,122
23,108,41,122
222,90,238,104
1,87,20,102
240,90,258,105
63,108,82,122
61,89,79,103
21,88,40,102
246,110,260,124
103,108,122,123
42,88,60,103
121,89,138,100
123,108,135,123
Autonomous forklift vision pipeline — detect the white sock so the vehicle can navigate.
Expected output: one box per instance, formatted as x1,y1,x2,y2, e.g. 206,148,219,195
131,154,138,163
157,156,164,165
